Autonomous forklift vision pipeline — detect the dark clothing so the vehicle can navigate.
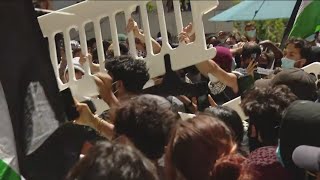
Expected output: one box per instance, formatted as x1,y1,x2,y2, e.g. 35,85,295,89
245,146,295,180
24,123,101,180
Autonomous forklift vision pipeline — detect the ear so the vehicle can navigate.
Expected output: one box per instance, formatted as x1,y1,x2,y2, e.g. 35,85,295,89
300,58,307,67
117,80,124,89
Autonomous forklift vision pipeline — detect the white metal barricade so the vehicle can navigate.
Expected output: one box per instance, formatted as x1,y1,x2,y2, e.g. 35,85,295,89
38,0,218,114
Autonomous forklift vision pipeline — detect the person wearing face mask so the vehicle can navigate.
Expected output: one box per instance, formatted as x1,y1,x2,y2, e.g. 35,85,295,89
281,38,311,69
244,22,259,43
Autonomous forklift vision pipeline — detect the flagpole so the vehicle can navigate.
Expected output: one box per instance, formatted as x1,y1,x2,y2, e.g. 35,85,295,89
280,0,302,49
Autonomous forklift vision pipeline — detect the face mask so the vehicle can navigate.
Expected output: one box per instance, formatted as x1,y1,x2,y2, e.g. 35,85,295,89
246,29,256,38
281,57,295,69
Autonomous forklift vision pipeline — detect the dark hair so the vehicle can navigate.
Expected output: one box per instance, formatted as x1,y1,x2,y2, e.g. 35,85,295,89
241,42,261,60
87,38,96,49
105,55,149,93
241,85,298,146
113,95,179,159
204,106,244,145
166,115,252,180
206,36,221,47
66,141,158,180
102,40,111,52
72,48,81,57
285,37,311,60
245,22,255,29
157,31,172,41
106,43,129,58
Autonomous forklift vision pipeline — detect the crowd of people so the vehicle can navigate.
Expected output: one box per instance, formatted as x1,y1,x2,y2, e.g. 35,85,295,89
37,18,320,180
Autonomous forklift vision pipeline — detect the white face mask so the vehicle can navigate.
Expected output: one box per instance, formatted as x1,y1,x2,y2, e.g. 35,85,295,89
246,29,256,39
281,57,295,69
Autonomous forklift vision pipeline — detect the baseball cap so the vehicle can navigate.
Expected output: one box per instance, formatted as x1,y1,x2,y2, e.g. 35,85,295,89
254,68,317,101
292,145,320,172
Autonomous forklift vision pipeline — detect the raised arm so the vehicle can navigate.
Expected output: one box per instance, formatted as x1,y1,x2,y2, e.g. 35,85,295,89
196,60,239,94
126,18,161,54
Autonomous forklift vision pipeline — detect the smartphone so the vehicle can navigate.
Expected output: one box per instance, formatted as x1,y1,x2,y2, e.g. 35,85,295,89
59,88,79,121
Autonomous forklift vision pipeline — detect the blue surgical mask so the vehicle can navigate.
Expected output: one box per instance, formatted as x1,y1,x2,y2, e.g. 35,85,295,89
246,29,256,38
281,57,295,69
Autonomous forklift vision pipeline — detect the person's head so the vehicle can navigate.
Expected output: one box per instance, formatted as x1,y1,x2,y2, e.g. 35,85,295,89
241,42,261,68
204,106,244,145
241,85,298,150
87,38,97,50
206,35,221,47
105,55,149,96
217,31,230,43
112,94,180,160
213,46,233,72
244,22,257,40
226,35,237,46
70,40,82,57
257,51,275,69
282,38,311,68
106,43,129,58
64,57,85,82
66,141,159,180
165,115,250,180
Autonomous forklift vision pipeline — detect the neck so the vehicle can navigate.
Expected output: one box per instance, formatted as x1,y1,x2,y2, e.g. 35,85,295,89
118,91,140,100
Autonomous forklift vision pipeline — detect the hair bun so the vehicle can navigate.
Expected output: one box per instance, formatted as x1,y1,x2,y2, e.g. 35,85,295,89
210,154,250,180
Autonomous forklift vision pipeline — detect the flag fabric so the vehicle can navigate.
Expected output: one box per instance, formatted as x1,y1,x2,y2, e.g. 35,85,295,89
289,0,320,39
0,0,66,179
0,83,21,180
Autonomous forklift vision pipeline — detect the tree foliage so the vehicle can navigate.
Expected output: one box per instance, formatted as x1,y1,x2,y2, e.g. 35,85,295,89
232,0,288,43
234,19,288,43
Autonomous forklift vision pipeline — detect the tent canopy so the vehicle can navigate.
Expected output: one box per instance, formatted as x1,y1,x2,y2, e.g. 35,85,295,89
209,0,296,22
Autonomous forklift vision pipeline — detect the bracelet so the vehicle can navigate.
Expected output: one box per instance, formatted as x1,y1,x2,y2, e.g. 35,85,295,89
94,115,103,135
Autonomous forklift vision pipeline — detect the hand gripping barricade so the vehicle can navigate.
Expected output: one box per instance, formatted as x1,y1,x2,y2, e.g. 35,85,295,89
222,62,320,121
38,0,218,114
